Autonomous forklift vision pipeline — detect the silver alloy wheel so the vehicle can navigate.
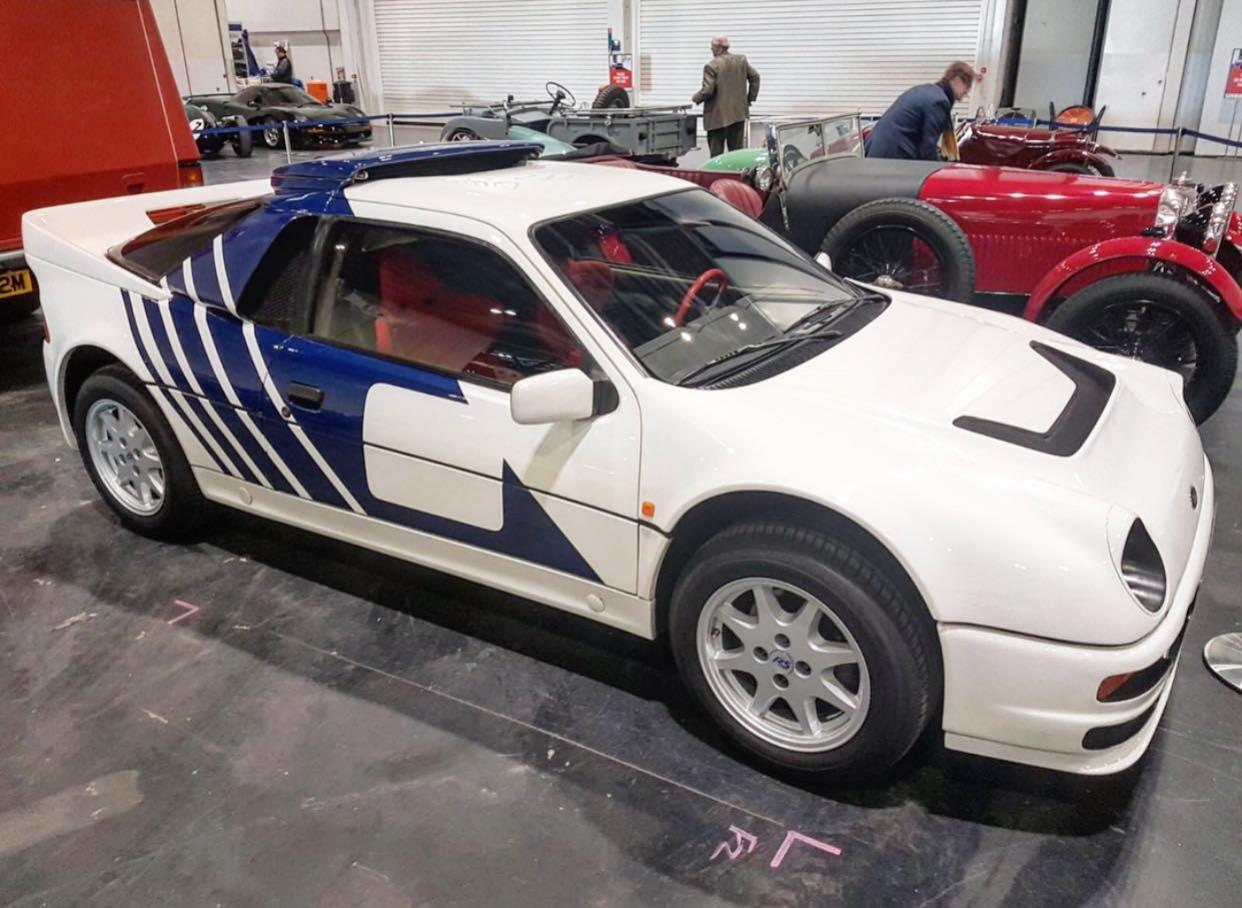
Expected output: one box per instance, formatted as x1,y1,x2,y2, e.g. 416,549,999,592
697,578,871,752
264,123,281,147
85,398,165,516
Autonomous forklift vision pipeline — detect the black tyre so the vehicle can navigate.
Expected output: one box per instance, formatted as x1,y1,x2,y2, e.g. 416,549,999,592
72,365,208,539
821,197,976,302
1046,162,1092,175
230,119,253,157
261,116,286,149
1045,273,1237,424
571,135,609,148
592,84,630,109
444,126,482,142
669,520,940,780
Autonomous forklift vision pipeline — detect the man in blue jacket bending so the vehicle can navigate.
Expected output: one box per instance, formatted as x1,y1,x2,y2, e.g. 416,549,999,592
865,62,979,161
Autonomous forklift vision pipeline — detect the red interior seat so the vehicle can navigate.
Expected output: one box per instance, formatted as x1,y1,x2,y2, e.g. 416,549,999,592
709,180,765,218
375,246,504,372
562,259,614,312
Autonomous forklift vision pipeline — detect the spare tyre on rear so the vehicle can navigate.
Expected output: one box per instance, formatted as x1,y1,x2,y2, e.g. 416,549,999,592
592,85,630,109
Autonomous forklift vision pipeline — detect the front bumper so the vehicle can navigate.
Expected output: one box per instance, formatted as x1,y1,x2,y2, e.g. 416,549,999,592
939,456,1214,775
300,123,372,144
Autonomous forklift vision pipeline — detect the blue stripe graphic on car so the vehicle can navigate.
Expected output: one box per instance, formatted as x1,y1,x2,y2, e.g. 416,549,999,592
138,296,249,481
163,295,302,495
120,291,226,475
264,338,599,582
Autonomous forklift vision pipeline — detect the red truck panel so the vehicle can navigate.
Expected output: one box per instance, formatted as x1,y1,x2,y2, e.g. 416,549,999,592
2,0,200,252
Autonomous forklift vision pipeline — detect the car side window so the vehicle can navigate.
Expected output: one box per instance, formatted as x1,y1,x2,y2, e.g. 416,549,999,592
237,217,319,334
310,220,587,387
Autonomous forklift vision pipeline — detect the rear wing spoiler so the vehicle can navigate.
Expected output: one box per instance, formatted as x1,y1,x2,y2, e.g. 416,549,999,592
21,180,271,299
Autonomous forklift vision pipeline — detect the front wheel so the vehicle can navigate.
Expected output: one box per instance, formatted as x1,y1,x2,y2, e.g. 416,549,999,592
72,366,208,539
821,198,977,302
1045,273,1238,424
444,127,481,142
261,116,286,149
669,521,940,780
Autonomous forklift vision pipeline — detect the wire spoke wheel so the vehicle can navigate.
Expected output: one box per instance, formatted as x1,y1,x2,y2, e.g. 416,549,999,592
697,577,871,752
85,398,165,516
838,226,945,296
1076,298,1199,382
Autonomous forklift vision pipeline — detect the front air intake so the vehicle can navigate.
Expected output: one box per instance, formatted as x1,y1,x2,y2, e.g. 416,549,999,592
1120,519,1166,613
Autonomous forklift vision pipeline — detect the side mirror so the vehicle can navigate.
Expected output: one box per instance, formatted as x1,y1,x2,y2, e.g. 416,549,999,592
511,369,602,425
815,251,832,272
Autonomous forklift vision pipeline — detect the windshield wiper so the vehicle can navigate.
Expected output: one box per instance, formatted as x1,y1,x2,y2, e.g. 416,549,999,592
783,290,887,335
677,330,842,387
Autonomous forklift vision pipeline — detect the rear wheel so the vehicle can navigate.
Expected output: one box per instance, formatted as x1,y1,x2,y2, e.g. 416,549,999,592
1045,273,1237,424
669,521,939,780
444,127,482,142
1046,162,1092,175
72,366,208,539
592,85,630,109
230,118,253,157
821,198,977,302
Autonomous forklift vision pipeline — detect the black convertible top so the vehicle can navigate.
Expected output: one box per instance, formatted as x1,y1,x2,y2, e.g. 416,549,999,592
761,157,952,253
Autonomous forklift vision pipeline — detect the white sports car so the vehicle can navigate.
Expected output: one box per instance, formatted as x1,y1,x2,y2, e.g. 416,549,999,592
23,142,1213,780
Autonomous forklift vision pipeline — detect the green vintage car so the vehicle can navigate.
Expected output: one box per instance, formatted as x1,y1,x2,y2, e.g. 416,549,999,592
701,145,776,190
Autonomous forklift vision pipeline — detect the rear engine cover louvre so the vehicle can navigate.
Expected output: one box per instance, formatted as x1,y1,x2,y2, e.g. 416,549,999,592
953,341,1116,456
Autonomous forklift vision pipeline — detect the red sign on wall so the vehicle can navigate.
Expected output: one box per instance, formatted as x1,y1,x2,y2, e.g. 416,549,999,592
1226,48,1242,97
610,52,633,90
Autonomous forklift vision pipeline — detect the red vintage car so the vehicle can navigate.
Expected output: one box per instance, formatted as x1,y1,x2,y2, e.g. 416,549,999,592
954,107,1119,176
613,115,1239,423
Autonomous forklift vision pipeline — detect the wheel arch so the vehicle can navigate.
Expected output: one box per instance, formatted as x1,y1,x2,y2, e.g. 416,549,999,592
651,490,939,653
1023,239,1242,323
59,344,127,444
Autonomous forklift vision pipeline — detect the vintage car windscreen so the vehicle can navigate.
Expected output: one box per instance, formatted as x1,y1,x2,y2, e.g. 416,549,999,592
534,189,872,386
773,115,864,176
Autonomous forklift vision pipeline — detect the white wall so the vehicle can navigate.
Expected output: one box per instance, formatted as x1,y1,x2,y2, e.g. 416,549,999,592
1011,0,1097,111
150,0,234,95
1199,0,1242,151
1094,0,1195,152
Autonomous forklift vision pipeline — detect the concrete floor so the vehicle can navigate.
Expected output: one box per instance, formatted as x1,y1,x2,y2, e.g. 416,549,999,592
2,141,1242,906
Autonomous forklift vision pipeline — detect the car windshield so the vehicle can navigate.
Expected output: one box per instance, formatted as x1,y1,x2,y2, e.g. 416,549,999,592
771,114,864,178
265,86,322,106
534,189,870,386
508,125,577,156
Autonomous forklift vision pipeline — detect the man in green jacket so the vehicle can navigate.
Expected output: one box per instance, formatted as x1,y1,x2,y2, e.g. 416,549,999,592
692,36,760,156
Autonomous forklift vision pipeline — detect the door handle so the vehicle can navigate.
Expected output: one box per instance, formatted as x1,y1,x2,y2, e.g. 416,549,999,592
287,381,324,410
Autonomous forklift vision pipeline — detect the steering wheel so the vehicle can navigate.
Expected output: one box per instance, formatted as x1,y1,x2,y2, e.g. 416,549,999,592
781,144,807,173
674,268,729,326
546,81,577,113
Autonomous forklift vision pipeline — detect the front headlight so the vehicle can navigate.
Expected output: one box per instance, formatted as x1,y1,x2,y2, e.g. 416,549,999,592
1155,185,1193,236
1202,183,1237,255
753,163,774,192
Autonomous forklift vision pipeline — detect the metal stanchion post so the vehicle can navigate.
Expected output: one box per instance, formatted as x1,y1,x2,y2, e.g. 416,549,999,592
1169,126,1184,182
388,113,396,147
283,121,293,164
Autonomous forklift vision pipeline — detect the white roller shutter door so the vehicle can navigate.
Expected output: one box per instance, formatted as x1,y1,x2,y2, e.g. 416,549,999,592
638,0,985,117
374,0,610,113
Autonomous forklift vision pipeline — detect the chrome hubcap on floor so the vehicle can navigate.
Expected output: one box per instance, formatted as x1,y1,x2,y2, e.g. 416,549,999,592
697,578,870,752
86,399,164,516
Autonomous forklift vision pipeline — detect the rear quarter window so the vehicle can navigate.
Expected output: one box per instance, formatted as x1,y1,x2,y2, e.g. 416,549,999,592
108,199,263,282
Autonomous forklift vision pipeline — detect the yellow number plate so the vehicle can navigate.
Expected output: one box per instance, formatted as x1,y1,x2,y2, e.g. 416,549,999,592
0,268,33,300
